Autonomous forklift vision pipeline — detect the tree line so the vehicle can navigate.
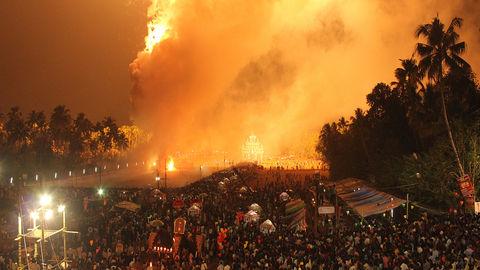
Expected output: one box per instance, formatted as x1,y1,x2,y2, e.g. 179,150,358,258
317,16,480,208
0,105,150,183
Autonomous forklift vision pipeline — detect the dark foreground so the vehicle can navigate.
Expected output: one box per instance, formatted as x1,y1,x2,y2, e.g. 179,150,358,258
0,165,479,269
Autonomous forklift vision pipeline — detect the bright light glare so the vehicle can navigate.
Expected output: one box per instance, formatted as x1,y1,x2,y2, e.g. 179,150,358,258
57,204,65,213
167,157,175,171
30,211,39,220
97,188,105,196
44,209,53,220
39,194,52,207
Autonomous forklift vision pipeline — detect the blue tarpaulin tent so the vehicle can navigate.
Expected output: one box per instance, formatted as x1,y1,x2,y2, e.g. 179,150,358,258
331,178,406,217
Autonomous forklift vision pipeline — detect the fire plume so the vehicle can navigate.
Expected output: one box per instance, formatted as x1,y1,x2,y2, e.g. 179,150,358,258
166,157,176,171
144,0,176,53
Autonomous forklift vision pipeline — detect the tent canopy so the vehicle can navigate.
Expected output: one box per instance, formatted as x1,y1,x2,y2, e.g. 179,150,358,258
249,203,262,213
244,210,260,223
330,178,406,217
115,201,141,212
260,219,276,233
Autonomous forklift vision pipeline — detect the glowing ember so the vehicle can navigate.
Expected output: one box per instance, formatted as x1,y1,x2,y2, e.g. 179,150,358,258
144,0,176,53
167,157,176,171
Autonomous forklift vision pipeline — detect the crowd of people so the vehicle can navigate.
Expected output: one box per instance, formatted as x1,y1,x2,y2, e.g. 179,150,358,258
0,165,479,269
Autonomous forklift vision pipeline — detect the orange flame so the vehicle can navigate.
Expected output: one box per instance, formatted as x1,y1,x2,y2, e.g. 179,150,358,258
144,0,176,53
166,157,176,171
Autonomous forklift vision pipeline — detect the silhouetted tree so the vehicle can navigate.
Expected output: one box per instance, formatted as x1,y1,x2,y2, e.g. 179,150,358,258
415,16,471,177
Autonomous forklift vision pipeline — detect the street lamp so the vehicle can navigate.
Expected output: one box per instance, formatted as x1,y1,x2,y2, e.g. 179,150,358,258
17,194,76,269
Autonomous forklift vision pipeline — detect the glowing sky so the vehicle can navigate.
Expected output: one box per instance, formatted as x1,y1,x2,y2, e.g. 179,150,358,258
0,0,479,142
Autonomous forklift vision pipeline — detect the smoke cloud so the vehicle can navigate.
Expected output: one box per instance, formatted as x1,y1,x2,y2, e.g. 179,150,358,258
130,0,480,159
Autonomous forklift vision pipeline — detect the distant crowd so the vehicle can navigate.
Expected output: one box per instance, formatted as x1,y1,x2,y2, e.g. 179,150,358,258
0,165,479,269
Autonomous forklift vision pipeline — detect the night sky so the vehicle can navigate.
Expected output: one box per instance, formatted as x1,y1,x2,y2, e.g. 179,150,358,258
0,0,149,123
1,0,479,131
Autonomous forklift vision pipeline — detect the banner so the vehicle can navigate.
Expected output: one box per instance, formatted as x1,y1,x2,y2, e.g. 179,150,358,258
457,175,474,209
318,206,335,214
174,218,186,234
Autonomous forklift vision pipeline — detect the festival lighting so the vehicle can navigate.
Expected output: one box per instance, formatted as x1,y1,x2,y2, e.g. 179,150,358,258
97,188,105,196
57,204,65,213
39,194,52,207
30,211,39,221
44,209,53,220
166,157,175,171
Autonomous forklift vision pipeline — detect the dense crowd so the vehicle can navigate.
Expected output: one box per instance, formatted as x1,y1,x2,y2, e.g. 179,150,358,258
1,165,479,269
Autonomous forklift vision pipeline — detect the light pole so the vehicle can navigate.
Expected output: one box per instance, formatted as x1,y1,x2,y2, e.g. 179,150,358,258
17,194,76,270
58,204,66,269
164,158,167,189
155,170,161,189
333,184,338,265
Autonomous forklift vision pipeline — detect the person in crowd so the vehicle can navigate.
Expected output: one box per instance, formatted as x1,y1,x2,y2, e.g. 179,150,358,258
1,165,479,269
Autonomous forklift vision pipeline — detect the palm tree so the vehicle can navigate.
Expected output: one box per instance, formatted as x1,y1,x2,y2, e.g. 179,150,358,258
415,16,471,177
391,59,426,150
350,108,371,169
391,58,425,102
49,105,72,158
50,106,72,138
5,107,27,149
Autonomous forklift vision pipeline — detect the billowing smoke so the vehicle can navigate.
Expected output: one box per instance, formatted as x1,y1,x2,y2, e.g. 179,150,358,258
130,0,480,159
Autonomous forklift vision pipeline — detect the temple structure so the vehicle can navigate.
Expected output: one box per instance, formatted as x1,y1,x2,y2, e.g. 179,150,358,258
242,134,264,163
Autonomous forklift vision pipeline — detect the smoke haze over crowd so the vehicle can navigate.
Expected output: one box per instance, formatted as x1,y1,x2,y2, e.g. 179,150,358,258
129,0,480,158
1,1,478,159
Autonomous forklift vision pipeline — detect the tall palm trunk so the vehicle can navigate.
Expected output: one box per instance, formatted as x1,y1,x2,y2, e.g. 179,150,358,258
438,78,465,177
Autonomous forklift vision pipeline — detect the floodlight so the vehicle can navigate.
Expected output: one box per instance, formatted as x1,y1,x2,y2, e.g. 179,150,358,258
39,194,52,207
30,211,39,220
44,209,53,220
